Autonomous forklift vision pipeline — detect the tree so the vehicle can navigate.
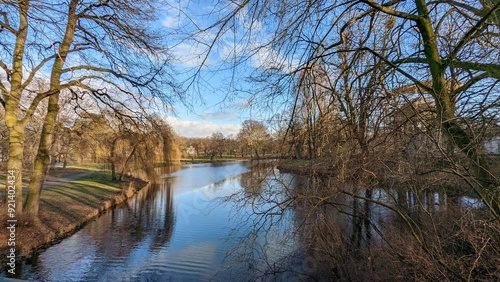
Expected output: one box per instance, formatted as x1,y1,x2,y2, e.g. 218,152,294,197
208,132,225,160
196,0,500,213
237,120,271,159
186,2,500,279
1,0,178,221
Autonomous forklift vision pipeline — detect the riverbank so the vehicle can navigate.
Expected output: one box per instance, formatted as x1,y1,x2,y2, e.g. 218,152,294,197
0,169,148,271
276,158,339,176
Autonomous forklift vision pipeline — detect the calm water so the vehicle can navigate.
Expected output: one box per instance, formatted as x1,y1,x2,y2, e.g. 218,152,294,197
6,161,486,281
13,161,297,281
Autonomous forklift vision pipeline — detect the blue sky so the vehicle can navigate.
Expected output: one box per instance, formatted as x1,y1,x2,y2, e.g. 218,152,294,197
156,1,248,138
155,0,286,138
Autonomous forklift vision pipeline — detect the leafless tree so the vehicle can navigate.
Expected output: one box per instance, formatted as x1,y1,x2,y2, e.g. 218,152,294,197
1,0,179,221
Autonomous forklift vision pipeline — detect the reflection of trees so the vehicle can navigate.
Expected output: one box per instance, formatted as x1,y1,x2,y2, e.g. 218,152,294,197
227,167,500,281
239,162,275,197
84,175,175,263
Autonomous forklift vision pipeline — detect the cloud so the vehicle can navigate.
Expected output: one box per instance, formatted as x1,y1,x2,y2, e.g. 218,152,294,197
171,41,213,68
161,14,180,28
167,117,241,138
199,110,237,120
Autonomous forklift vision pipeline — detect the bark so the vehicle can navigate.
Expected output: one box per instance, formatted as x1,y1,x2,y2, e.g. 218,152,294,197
3,0,30,212
23,0,78,221
5,126,25,214
24,93,59,220
415,0,496,188
119,144,138,181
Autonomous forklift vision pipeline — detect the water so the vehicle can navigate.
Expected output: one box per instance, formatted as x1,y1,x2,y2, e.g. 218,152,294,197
5,161,490,281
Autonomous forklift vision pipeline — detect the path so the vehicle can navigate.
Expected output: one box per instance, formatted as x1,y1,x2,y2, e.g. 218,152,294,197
42,172,94,189
0,171,95,197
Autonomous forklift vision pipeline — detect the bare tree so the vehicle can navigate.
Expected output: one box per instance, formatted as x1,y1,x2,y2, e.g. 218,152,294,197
193,0,500,213
237,119,271,159
1,0,179,221
186,1,500,280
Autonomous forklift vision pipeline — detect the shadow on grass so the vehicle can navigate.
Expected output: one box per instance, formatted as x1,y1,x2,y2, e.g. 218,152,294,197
38,171,122,227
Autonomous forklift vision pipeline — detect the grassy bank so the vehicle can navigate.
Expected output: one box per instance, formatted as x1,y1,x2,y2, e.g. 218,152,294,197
0,169,147,268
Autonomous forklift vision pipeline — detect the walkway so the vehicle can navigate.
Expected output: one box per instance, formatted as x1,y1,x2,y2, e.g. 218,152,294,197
1,171,95,197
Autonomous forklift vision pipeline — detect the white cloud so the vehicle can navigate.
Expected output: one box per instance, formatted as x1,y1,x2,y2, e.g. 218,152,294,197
200,110,237,120
161,14,179,28
171,42,213,68
167,117,241,138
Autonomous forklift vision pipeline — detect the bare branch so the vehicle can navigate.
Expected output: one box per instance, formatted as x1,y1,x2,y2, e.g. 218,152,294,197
445,0,500,67
360,0,419,20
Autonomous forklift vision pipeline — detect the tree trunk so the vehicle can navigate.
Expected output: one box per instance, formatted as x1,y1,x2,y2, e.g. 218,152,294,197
22,0,78,222
3,0,30,212
253,146,260,159
415,0,498,212
24,93,59,221
110,138,118,180
119,144,138,181
5,126,25,215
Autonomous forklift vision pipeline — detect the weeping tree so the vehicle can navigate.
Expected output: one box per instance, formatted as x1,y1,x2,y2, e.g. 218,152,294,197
115,116,180,181
0,0,179,222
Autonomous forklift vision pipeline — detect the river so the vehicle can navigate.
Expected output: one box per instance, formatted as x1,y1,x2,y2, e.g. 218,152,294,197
8,161,488,281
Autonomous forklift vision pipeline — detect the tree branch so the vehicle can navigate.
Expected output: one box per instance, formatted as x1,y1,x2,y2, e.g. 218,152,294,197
453,61,500,80
0,60,10,77
0,10,15,33
445,0,500,66
360,47,434,93
360,0,419,20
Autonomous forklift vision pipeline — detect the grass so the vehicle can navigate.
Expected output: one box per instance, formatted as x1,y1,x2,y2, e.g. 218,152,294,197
278,159,313,169
0,165,98,184
277,157,339,169
39,171,121,226
0,170,135,260
0,173,30,186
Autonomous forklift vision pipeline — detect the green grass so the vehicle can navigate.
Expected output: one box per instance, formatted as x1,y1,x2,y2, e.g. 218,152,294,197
42,171,120,207
0,169,129,256
0,171,120,204
0,173,30,185
65,164,104,171
39,171,122,222
1,165,96,185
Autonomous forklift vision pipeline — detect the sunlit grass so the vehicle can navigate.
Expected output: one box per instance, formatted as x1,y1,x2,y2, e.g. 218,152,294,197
39,171,122,225
0,173,30,185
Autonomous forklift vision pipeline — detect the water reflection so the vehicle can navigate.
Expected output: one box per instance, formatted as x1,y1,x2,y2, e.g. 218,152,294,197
10,161,495,281
24,181,176,281
223,167,493,281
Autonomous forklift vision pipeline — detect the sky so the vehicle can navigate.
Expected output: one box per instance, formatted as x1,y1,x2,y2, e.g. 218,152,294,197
156,1,248,138
155,0,281,138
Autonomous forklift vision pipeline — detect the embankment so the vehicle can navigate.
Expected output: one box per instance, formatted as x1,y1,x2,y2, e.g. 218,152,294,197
0,171,148,271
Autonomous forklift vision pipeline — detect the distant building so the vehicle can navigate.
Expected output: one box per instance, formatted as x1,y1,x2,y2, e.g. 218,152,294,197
186,146,196,157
